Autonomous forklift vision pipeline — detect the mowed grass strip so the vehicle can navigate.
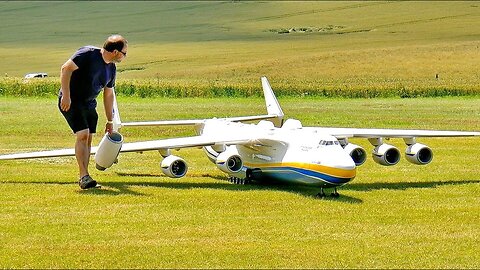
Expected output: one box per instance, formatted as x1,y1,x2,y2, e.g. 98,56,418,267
0,96,479,268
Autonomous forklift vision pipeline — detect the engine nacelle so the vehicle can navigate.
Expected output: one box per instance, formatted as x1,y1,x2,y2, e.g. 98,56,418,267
160,155,188,178
216,151,243,174
372,143,401,166
95,131,123,171
211,144,226,153
343,143,367,166
405,143,433,165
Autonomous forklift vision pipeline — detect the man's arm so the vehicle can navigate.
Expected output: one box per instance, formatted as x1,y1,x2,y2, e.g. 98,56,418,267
103,87,115,134
59,59,79,112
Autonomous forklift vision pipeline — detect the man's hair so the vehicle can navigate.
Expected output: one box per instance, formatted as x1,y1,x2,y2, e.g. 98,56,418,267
103,35,128,52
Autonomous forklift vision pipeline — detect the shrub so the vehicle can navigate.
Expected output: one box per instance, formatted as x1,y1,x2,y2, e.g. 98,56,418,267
1,77,480,98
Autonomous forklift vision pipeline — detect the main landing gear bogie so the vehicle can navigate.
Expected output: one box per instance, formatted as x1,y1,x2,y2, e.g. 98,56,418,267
228,176,251,185
227,168,256,185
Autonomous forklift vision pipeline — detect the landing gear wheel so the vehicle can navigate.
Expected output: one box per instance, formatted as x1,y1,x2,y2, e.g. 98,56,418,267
330,187,340,198
228,177,250,185
315,188,326,198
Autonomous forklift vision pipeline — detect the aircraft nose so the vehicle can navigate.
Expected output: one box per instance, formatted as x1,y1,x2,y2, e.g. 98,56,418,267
321,149,356,170
315,149,357,184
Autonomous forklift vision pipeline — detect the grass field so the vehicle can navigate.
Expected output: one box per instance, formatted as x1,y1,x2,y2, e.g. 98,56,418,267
0,95,479,268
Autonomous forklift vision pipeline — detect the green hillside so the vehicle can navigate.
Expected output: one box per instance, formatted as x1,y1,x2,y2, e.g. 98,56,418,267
1,1,479,91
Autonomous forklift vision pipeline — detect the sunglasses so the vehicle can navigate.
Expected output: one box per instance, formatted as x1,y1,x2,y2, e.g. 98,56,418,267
118,50,127,56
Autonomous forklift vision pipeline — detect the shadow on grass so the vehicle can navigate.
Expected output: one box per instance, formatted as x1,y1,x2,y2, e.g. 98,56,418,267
78,174,356,203
95,180,326,199
110,172,362,202
113,172,359,201
82,177,480,203
3,178,478,203
344,179,480,192
115,171,227,181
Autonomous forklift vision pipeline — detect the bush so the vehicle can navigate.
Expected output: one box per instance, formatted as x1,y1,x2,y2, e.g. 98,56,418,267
1,77,480,98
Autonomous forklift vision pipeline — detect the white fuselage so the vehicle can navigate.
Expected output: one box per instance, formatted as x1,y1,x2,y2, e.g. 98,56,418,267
200,119,356,187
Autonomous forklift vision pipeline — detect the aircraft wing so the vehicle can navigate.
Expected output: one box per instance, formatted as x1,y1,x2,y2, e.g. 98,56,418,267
119,134,253,153
0,133,256,160
0,148,77,160
305,127,480,139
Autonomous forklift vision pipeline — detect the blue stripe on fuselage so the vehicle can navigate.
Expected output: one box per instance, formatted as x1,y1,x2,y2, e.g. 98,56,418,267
257,166,353,186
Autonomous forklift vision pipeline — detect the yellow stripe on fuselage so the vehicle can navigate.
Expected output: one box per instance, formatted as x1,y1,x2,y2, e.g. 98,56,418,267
244,162,356,178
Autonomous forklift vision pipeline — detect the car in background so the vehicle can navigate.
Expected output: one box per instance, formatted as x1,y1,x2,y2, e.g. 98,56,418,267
24,72,48,79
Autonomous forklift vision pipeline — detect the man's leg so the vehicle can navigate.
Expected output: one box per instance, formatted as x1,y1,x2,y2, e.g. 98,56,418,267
87,132,94,156
75,128,91,178
86,132,94,171
76,129,98,189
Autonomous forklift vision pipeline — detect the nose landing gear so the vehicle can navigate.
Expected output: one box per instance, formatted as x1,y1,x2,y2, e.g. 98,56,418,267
331,187,340,198
315,187,340,199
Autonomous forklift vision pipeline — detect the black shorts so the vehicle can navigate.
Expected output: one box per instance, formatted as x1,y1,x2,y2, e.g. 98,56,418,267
58,97,98,134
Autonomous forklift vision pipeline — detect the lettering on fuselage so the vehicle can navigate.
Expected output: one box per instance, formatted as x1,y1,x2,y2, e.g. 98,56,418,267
300,146,314,152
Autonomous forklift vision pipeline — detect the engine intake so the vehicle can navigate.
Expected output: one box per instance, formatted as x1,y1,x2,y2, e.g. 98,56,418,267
343,143,367,166
405,143,433,165
95,131,123,171
372,143,400,166
161,155,188,178
216,152,243,174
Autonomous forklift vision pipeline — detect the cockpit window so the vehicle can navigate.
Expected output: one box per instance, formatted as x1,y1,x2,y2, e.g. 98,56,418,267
319,140,340,146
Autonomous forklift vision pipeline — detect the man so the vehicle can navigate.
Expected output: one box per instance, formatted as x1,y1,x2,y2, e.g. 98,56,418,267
58,35,128,189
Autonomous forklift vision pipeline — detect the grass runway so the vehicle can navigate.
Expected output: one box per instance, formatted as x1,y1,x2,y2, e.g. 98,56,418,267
0,96,479,268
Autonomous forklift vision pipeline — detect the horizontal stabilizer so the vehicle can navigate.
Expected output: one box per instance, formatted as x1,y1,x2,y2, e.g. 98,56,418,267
122,77,284,128
121,115,280,127
122,119,204,127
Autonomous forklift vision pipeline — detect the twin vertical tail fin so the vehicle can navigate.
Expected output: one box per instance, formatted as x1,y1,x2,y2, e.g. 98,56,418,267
261,76,284,127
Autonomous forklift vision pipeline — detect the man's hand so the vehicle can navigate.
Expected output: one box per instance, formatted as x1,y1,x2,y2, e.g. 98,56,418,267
60,95,71,111
105,122,113,134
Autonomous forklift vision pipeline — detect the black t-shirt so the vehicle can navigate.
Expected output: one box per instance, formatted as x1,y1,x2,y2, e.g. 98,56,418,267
60,46,116,109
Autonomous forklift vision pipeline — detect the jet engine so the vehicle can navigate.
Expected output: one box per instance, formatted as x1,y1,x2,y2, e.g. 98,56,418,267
216,151,243,174
343,143,367,166
372,143,401,166
95,131,123,171
160,155,188,178
405,143,433,165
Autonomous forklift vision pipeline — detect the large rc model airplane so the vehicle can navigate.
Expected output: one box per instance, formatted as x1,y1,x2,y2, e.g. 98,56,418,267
1,77,479,197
